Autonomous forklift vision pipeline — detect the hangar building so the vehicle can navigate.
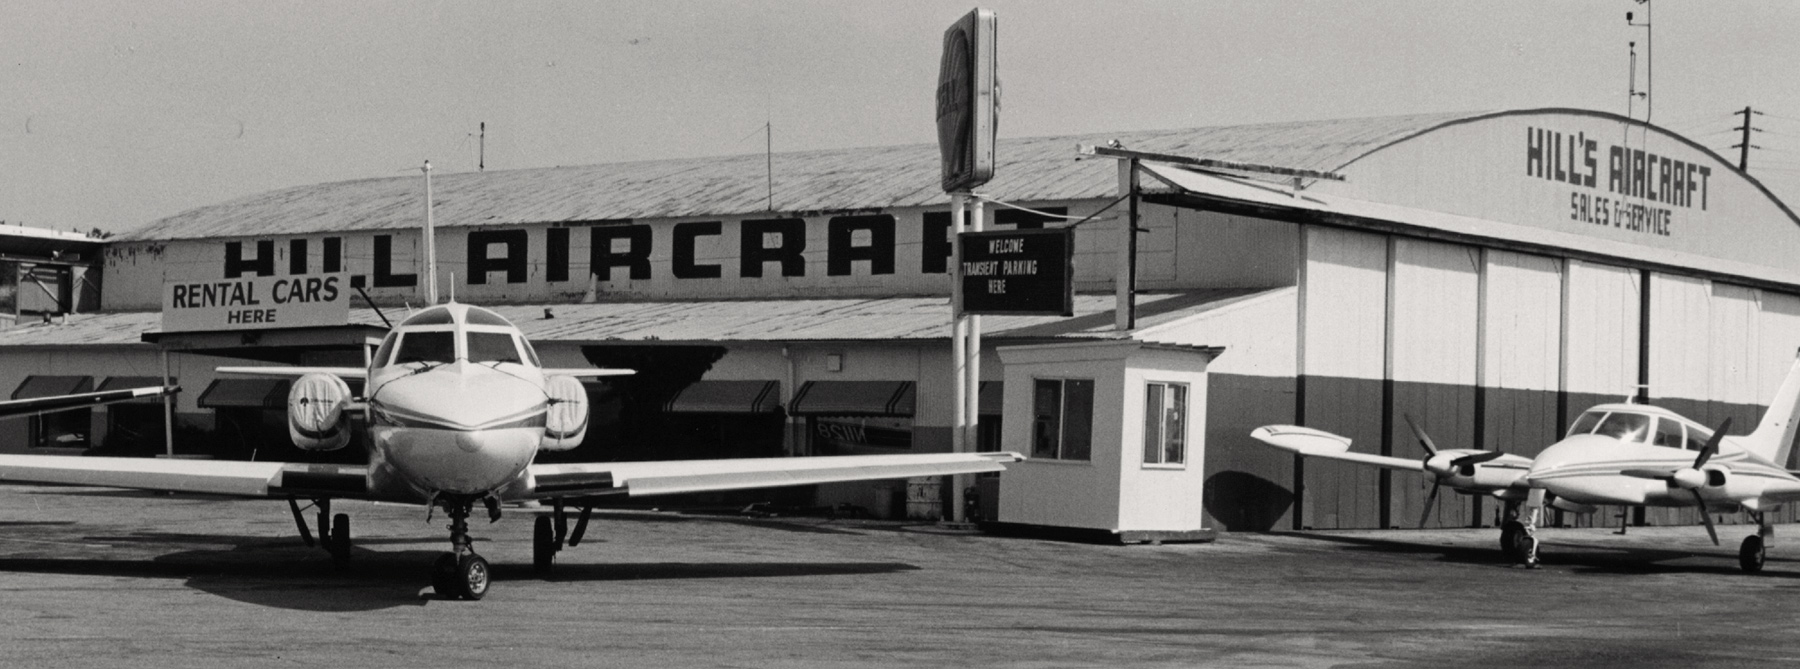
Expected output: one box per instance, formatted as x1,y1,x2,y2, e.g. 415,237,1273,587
5,108,1798,535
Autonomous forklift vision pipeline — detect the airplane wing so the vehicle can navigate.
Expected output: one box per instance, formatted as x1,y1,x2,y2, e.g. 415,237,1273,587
541,368,636,378
216,366,368,379
519,451,1025,499
1250,425,1425,471
0,385,178,421
0,455,369,498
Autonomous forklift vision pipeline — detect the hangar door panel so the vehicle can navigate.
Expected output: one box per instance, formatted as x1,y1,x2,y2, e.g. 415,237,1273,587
1389,239,1479,529
1481,251,1562,460
1706,283,1760,409
1758,290,1800,482
1563,261,1640,408
1649,274,1713,406
1299,226,1387,529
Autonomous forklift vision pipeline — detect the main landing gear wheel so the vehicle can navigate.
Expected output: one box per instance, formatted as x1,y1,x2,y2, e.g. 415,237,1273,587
1500,521,1527,561
533,515,558,574
325,513,351,567
1740,535,1767,573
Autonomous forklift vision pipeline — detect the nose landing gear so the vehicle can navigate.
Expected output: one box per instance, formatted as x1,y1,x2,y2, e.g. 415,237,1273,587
431,497,492,600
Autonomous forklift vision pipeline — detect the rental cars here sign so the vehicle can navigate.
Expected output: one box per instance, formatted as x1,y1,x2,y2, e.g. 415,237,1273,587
161,273,349,332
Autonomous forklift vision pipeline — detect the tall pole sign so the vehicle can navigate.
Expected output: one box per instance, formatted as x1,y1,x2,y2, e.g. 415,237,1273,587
937,8,997,193
940,7,997,525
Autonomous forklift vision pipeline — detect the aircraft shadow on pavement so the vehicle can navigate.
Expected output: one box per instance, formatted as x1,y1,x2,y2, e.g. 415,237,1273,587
0,531,919,611
1291,531,1800,578
585,511,869,536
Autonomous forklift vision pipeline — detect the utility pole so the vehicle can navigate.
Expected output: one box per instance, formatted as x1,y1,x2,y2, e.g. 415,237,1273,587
1732,106,1763,171
479,122,486,172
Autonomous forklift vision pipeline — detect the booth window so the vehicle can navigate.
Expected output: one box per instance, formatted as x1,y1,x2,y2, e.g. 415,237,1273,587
1032,378,1092,461
1142,382,1187,466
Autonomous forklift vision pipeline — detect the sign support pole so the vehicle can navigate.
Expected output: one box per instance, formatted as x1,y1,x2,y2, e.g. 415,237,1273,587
950,193,969,524
954,194,985,524
161,349,174,458
1115,158,1138,331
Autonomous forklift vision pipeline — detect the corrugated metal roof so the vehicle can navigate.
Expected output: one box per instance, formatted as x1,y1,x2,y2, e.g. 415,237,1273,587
0,289,1272,347
117,111,1478,242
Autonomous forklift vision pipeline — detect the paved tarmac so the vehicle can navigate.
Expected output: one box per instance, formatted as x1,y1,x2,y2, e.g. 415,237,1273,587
2,484,1799,668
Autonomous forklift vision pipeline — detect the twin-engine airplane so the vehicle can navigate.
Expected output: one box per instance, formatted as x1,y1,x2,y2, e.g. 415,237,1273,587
0,302,1023,600
1252,354,1800,573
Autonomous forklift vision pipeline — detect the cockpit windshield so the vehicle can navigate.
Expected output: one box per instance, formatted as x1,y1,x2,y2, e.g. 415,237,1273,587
467,332,522,364
1592,412,1652,444
394,331,455,365
1566,411,1604,437
1568,409,1711,449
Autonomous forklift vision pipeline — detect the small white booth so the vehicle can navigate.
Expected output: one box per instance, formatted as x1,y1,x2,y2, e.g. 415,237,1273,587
993,340,1220,543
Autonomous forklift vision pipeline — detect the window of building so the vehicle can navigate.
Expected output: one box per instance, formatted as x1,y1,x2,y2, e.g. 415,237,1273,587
1032,378,1093,461
1142,382,1187,466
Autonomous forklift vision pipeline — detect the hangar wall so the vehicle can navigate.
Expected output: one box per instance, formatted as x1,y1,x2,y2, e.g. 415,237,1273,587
1283,225,1800,531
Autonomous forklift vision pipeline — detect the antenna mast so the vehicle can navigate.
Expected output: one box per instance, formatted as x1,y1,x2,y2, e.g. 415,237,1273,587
479,122,486,172
1627,4,1653,122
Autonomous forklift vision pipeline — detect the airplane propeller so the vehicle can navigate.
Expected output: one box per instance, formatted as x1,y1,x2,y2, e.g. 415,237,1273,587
1405,414,1506,528
1620,417,1731,546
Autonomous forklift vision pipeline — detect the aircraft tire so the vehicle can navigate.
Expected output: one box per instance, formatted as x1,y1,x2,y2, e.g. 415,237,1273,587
328,513,351,567
430,553,459,598
1500,522,1525,561
1740,535,1766,574
533,516,556,574
457,554,491,600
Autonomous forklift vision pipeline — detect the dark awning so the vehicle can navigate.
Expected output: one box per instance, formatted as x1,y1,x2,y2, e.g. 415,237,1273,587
978,381,1003,415
198,378,290,409
12,375,94,400
789,381,915,417
664,380,782,414
95,376,175,404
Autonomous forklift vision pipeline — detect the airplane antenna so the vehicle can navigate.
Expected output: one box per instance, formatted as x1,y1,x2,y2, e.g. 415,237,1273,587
1624,384,1651,404
422,160,439,305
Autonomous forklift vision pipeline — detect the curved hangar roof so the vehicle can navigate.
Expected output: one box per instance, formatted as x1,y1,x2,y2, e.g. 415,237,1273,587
120,110,1483,242
119,109,1798,268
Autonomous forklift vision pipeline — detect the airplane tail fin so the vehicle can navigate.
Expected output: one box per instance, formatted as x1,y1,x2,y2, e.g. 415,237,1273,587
1741,354,1800,465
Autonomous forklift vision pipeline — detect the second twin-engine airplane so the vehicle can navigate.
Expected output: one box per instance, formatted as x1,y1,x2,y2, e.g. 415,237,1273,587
0,302,1023,600
1252,354,1800,573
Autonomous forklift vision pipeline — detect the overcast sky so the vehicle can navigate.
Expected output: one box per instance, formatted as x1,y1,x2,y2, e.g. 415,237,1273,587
5,1,1799,235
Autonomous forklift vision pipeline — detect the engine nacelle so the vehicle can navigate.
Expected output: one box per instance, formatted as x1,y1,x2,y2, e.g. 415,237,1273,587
288,373,353,452
540,374,589,451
